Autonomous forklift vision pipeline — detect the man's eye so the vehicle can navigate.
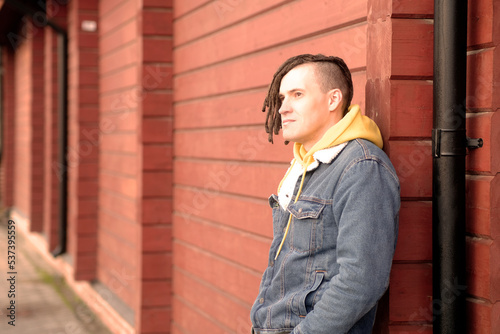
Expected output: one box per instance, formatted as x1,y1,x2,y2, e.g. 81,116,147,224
295,92,302,97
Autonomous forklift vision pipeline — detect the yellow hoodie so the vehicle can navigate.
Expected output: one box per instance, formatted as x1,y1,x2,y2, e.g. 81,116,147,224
274,104,383,259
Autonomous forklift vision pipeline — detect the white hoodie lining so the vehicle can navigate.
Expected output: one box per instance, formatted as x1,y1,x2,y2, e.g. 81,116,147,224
277,143,348,210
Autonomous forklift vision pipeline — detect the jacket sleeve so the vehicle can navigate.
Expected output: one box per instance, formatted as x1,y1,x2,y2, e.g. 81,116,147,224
292,158,400,334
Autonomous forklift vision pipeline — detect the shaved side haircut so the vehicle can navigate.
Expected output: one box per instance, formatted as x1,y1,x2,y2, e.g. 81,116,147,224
262,54,353,143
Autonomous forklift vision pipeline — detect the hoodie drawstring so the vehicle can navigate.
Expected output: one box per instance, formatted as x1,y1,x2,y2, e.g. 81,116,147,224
274,159,311,260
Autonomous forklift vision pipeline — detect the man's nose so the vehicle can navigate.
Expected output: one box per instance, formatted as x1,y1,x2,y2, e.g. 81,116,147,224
278,99,289,114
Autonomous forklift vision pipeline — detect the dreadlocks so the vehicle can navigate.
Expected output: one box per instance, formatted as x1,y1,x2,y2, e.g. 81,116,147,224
262,54,353,144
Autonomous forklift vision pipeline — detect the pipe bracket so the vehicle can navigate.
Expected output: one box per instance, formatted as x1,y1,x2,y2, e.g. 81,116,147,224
432,128,467,158
466,137,483,150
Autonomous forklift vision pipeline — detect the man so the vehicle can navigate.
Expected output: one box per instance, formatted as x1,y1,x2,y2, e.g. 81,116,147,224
250,54,400,333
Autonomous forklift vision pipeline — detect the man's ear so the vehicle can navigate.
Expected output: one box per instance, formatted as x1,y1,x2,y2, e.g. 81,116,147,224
328,88,343,112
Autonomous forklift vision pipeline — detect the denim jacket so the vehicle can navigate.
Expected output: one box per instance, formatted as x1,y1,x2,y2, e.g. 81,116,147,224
250,139,400,334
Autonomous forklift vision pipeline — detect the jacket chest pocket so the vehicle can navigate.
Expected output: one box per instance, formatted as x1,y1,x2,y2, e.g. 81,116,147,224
287,197,327,252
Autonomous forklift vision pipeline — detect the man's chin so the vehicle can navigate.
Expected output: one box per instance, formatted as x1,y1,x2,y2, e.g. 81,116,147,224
281,132,294,143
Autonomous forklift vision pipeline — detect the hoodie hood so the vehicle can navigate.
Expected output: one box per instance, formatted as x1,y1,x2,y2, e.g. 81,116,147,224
293,104,383,167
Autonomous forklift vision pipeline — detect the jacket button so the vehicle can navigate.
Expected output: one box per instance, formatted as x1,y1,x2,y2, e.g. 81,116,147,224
259,298,264,304
298,208,303,213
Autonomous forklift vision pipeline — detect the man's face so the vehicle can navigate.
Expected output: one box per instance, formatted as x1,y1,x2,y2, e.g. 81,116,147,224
278,63,341,151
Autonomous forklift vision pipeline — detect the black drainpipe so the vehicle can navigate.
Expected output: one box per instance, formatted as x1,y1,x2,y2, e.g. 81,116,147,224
432,0,483,332
5,0,68,256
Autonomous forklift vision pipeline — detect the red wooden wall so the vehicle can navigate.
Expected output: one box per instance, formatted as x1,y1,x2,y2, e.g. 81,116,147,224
98,0,143,313
173,1,370,333
172,0,499,333
0,0,498,333
367,1,435,333
465,0,500,332
1,46,15,209
67,0,100,282
12,19,45,233
98,0,173,332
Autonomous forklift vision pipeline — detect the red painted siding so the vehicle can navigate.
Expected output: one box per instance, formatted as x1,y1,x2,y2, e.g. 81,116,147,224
67,0,99,281
98,0,141,312
12,20,45,232
31,22,45,234
14,29,32,221
0,0,498,333
366,0,434,331
98,0,174,332
173,1,369,333
464,0,500,331
1,49,15,209
137,2,174,333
